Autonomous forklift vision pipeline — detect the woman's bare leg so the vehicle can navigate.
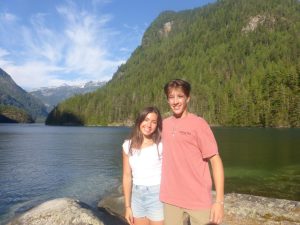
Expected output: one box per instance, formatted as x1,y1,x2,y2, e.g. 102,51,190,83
133,217,150,225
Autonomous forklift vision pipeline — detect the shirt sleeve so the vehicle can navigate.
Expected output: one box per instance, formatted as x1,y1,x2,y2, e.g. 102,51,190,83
122,139,130,155
196,117,218,158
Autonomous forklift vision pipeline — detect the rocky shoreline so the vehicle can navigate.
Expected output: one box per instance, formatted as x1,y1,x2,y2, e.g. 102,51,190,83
6,186,300,225
98,186,300,225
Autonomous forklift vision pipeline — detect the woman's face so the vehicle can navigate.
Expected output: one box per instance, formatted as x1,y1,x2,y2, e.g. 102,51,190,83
139,112,158,138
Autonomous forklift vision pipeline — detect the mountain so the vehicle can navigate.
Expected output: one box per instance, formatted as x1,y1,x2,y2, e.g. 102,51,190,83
46,0,300,127
0,68,48,122
30,81,106,112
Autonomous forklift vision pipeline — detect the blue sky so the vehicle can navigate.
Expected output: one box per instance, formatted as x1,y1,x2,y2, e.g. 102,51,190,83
0,0,216,90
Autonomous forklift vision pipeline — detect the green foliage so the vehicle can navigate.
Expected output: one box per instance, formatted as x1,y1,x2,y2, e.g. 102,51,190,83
0,105,34,123
47,0,300,127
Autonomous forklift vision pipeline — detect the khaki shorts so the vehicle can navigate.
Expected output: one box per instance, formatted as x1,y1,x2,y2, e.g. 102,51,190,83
164,203,211,225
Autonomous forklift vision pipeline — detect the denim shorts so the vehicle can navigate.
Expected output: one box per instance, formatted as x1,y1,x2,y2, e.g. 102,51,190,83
131,184,164,221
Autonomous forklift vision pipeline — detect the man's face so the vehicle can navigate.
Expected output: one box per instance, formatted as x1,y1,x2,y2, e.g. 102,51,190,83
167,88,190,118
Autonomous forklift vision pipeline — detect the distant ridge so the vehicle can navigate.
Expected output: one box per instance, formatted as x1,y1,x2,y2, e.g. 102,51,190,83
0,68,48,122
30,81,106,112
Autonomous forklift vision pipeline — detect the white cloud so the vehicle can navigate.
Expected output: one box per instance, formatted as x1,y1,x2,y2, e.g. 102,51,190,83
5,59,69,88
59,3,118,77
0,12,17,23
0,0,129,90
0,48,12,68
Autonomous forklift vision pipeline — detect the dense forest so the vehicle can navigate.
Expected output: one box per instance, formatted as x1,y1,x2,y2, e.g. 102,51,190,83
46,0,300,127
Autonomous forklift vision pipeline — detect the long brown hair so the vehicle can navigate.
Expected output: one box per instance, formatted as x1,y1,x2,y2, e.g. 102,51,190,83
129,106,162,155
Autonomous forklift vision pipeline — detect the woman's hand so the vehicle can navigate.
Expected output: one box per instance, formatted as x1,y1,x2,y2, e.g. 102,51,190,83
210,202,224,224
125,207,134,225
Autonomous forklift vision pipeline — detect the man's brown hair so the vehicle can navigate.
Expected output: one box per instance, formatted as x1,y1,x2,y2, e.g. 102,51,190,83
164,79,191,97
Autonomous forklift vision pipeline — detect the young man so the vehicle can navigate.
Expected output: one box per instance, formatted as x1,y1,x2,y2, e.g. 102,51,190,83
160,79,224,225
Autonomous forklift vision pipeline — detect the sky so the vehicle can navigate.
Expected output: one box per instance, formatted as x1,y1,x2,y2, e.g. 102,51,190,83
0,0,216,91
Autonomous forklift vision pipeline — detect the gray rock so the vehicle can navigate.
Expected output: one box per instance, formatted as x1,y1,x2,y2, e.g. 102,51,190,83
223,193,300,225
7,198,104,225
98,185,300,225
98,186,125,222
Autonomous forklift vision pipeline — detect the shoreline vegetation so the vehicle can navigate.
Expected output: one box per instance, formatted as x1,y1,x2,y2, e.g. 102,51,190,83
51,121,299,128
6,187,300,225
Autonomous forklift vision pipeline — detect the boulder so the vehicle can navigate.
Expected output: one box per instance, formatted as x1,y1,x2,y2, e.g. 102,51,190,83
98,185,300,225
7,198,104,225
98,186,125,222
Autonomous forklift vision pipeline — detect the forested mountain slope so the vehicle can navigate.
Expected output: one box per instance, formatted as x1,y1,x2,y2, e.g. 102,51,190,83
46,0,300,127
0,68,48,121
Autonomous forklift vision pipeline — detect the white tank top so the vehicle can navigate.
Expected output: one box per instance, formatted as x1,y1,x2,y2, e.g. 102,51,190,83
123,139,162,186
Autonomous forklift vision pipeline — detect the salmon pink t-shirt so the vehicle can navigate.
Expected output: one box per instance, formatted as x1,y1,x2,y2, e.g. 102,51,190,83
160,113,218,209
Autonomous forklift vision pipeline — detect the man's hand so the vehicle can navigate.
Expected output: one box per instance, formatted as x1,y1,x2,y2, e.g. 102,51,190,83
210,202,224,224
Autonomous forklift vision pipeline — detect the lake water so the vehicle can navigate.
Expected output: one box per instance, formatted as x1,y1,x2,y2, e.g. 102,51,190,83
0,124,299,224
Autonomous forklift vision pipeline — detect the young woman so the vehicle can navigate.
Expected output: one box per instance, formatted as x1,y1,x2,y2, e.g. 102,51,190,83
122,106,164,225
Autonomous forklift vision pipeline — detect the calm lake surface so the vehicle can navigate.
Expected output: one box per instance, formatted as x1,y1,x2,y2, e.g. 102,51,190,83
0,124,299,224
